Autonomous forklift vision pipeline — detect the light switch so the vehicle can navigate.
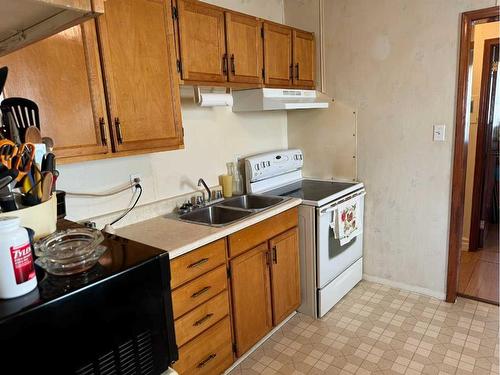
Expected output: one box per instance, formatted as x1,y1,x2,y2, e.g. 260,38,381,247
433,124,446,142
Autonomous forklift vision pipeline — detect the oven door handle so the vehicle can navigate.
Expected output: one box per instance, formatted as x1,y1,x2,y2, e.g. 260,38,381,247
319,189,366,215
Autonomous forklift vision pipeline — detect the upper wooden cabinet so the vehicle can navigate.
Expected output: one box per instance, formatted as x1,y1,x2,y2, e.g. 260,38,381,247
225,13,263,85
174,0,263,86
98,0,183,153
0,21,111,162
292,29,315,88
172,0,315,89
0,0,183,164
263,22,292,87
176,0,227,83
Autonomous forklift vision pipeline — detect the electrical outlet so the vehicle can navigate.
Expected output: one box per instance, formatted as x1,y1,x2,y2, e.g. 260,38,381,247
130,174,142,191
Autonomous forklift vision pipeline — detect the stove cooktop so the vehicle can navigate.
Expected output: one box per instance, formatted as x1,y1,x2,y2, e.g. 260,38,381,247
266,179,363,206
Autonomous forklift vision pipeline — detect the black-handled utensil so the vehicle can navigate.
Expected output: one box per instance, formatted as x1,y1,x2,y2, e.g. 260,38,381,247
0,67,8,140
41,152,55,174
0,67,7,95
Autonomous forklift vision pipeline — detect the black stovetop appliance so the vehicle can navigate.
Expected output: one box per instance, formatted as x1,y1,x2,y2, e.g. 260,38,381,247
0,221,177,375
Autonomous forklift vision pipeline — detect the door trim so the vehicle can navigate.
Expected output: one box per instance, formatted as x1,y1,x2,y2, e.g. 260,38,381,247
446,6,499,303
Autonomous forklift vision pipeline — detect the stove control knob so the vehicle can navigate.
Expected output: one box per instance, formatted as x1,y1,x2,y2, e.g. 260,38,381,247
254,164,260,171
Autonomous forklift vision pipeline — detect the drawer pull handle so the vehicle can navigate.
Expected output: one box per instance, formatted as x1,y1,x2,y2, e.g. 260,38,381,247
187,258,209,269
191,286,211,298
114,117,123,144
197,353,217,368
193,313,214,326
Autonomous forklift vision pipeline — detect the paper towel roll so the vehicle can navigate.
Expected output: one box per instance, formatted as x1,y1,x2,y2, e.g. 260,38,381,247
199,93,233,107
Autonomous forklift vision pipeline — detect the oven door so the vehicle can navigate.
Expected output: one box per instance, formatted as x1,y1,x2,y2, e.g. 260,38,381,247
316,190,365,288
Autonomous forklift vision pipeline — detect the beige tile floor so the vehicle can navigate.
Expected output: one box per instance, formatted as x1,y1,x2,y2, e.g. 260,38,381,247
228,281,499,375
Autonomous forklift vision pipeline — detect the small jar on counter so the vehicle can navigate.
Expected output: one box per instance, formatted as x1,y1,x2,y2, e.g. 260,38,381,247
0,217,38,299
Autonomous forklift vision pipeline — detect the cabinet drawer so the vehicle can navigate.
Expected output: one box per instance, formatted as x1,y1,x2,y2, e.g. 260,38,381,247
171,239,226,289
228,207,298,258
172,265,227,319
175,291,229,347
174,317,233,375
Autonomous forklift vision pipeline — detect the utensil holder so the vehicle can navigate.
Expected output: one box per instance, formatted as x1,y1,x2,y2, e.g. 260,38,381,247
0,195,57,240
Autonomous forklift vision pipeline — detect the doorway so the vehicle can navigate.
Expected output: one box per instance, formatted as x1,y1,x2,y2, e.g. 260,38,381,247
447,6,500,304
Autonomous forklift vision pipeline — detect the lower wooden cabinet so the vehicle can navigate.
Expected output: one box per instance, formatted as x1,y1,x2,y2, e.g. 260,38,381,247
172,265,227,319
230,243,273,356
170,208,300,374
228,209,300,357
171,240,233,375
270,227,301,325
173,317,233,375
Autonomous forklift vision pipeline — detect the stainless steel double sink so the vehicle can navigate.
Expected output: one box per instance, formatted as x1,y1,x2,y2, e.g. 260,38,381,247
177,194,287,227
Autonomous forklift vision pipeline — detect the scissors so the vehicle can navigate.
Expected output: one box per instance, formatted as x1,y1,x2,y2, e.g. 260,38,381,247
0,141,35,182
0,139,18,169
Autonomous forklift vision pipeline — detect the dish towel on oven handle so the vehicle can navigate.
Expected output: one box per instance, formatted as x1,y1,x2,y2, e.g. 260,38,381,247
329,193,363,246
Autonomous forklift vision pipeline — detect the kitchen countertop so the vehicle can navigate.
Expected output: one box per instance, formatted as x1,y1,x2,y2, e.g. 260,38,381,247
115,197,302,259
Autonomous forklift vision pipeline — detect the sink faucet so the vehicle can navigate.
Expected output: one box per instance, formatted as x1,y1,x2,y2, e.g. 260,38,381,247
198,178,211,202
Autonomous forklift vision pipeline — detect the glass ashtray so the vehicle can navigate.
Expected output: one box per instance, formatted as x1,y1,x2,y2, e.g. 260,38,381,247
35,228,104,264
35,245,107,276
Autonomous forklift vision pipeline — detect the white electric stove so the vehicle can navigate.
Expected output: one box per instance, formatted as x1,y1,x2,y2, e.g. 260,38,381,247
245,149,366,318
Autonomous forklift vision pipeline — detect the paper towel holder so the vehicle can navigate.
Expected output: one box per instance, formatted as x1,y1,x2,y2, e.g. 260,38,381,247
193,86,232,106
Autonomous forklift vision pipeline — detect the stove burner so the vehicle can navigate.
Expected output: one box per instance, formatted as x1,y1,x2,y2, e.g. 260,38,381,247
266,179,359,204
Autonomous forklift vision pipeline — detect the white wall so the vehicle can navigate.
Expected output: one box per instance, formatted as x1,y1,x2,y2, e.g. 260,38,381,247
327,0,498,298
59,0,287,222
285,0,357,182
285,0,497,298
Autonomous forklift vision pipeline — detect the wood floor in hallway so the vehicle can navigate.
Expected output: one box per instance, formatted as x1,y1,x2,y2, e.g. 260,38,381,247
459,224,499,304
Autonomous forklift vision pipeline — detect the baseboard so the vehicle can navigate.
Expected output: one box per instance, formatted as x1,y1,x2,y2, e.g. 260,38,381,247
363,274,446,300
223,312,296,374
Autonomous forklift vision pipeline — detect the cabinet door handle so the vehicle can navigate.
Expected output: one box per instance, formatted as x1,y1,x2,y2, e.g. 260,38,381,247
197,353,217,368
193,313,214,327
295,63,299,80
272,246,277,264
99,117,107,146
265,250,271,266
191,286,211,299
230,54,236,74
187,257,209,269
114,117,123,144
222,54,228,75
289,64,294,80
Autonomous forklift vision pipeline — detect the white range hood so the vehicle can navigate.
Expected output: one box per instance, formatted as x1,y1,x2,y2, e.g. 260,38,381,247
0,0,103,57
232,88,331,112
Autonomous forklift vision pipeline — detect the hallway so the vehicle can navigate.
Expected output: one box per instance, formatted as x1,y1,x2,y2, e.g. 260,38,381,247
459,224,499,304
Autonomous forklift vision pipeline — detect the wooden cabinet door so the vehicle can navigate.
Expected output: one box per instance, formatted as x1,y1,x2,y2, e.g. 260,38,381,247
230,243,272,357
225,12,262,84
0,21,111,162
177,0,227,83
263,22,292,87
98,0,183,153
270,227,300,325
292,29,315,88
